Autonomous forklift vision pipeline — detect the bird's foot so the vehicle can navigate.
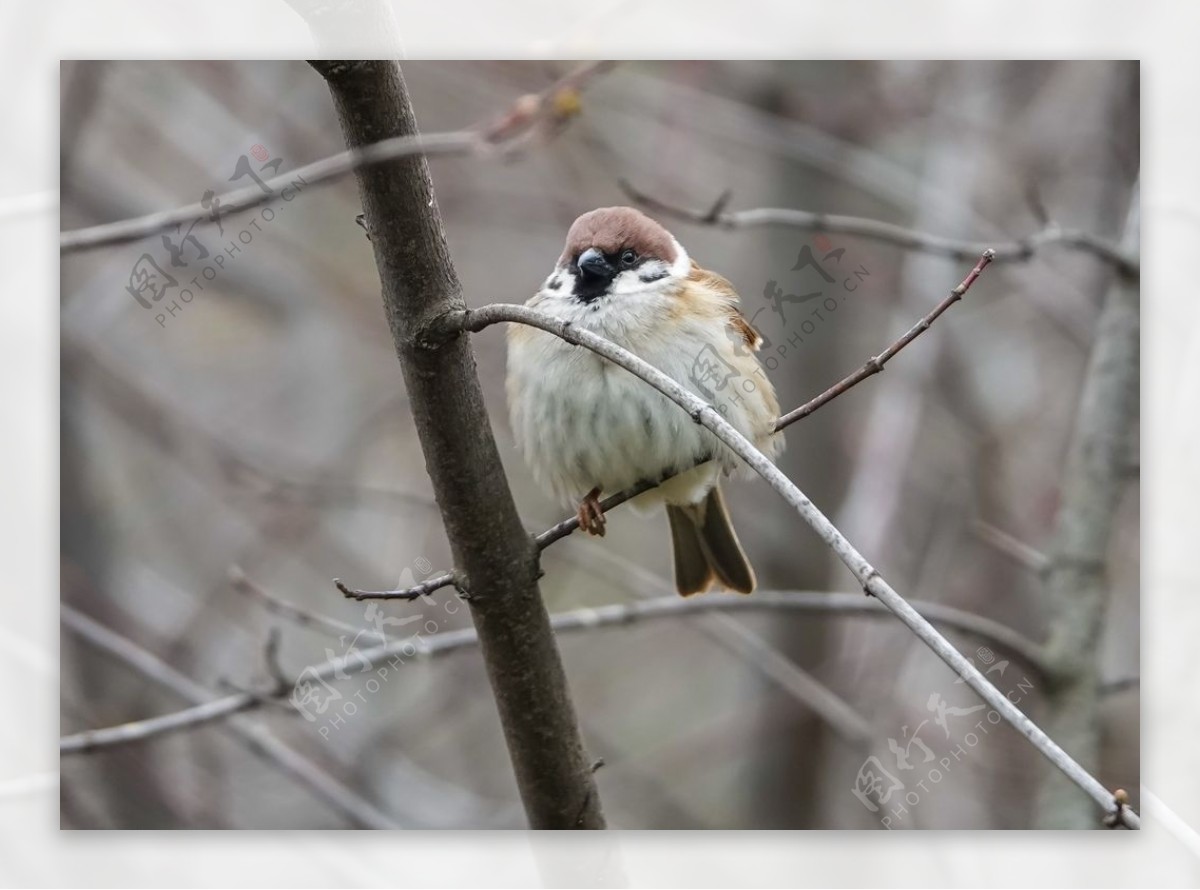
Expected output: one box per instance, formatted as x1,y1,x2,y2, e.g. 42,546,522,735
576,487,606,536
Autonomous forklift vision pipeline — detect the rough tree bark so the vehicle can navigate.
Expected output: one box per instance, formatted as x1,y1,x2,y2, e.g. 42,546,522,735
1034,191,1140,829
311,60,604,829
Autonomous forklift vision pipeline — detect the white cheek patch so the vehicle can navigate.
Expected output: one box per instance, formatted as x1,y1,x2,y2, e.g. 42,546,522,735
610,256,682,297
637,260,671,284
610,268,660,296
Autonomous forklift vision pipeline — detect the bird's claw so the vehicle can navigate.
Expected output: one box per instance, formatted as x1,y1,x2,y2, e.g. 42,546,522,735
577,488,606,536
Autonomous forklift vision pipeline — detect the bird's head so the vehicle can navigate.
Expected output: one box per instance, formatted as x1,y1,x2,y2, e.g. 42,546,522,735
543,206,691,305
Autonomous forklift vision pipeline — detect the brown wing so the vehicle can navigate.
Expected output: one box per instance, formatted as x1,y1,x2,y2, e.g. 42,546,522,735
689,261,763,352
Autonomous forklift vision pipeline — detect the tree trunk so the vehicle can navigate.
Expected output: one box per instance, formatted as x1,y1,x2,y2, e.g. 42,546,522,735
312,60,604,829
1034,194,1139,828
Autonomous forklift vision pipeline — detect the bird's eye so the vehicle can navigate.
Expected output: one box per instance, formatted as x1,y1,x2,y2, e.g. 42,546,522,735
620,249,638,267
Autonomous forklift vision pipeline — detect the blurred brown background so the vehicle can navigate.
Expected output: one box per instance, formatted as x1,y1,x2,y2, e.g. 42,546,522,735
59,60,1139,829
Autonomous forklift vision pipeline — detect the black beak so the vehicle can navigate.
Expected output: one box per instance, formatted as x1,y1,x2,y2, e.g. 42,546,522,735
577,247,615,282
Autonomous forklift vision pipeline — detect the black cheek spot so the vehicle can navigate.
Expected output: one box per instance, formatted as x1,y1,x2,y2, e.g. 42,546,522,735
639,268,669,284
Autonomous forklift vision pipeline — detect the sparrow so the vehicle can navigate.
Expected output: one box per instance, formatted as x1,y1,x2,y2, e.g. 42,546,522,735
506,206,784,596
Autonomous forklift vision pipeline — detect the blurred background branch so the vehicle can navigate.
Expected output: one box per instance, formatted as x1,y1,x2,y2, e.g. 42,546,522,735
61,583,1049,753
619,179,1138,279
59,61,614,253
61,605,402,828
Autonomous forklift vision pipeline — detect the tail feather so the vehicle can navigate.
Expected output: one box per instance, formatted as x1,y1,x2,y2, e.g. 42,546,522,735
666,485,756,596
667,504,715,596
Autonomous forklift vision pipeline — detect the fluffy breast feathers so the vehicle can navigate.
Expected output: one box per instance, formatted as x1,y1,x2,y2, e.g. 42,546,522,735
507,260,784,506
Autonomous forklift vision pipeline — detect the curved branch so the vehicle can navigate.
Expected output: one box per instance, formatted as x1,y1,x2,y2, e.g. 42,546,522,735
619,180,1139,280
425,278,1138,828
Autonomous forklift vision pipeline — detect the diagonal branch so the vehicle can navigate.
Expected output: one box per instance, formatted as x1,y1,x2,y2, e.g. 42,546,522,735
59,61,614,254
773,248,994,428
619,179,1139,280
419,283,1138,828
336,249,995,601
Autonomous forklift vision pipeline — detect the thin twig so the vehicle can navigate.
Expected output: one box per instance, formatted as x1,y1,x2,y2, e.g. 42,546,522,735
335,248,994,601
334,573,456,602
59,61,614,253
424,273,1139,829
619,179,1139,280
774,249,994,428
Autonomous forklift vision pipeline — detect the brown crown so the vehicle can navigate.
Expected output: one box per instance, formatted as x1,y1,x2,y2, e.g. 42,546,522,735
559,206,677,266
